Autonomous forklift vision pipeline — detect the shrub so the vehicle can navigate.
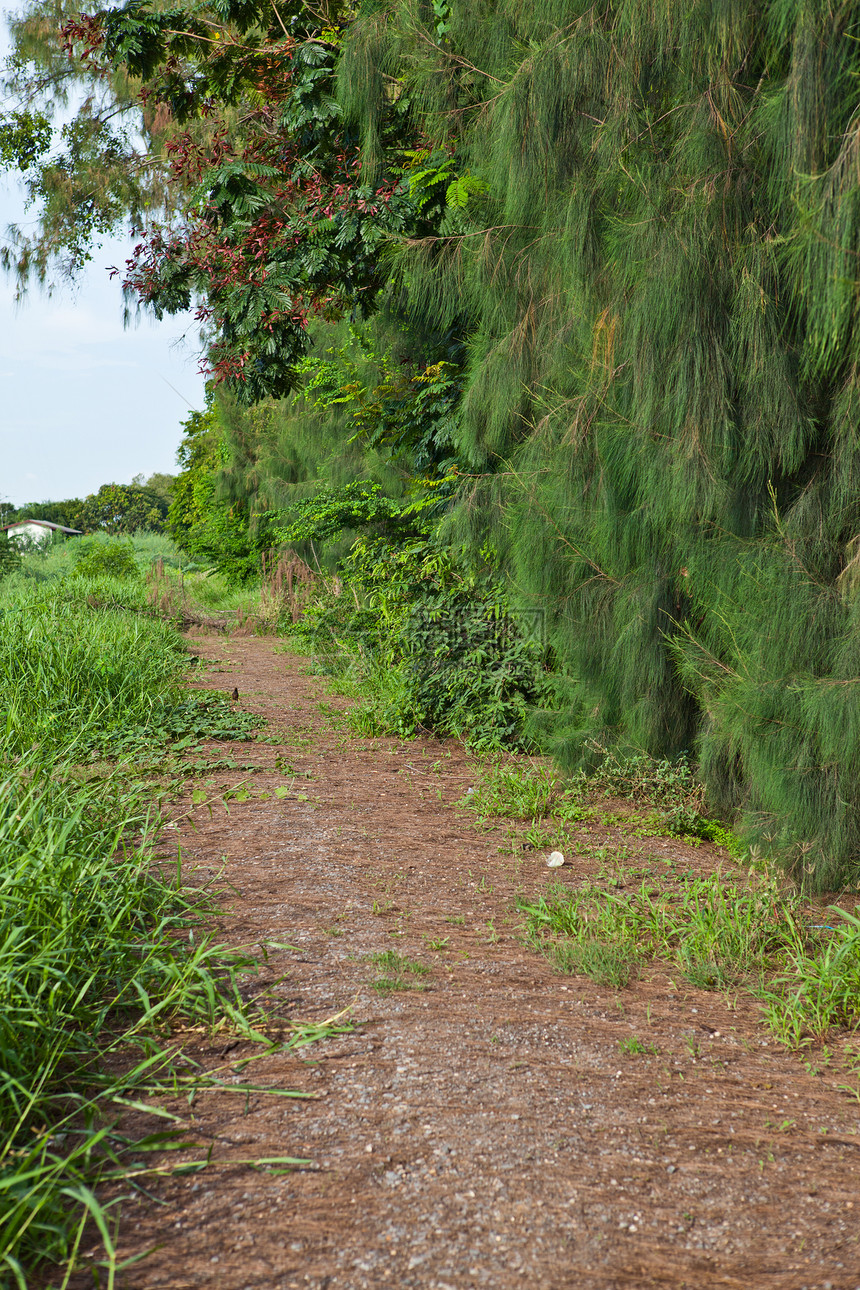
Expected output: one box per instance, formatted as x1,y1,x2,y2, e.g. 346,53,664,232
0,535,21,581
291,535,553,749
72,539,140,581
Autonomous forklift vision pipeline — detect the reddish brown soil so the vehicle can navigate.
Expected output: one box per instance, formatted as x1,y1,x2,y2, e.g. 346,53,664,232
87,635,860,1289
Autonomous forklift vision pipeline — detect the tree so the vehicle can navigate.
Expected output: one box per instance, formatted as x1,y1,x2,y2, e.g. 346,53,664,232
133,471,175,503
13,0,860,884
3,0,427,396
1,0,190,289
72,482,168,533
336,0,860,885
3,498,85,528
167,404,264,581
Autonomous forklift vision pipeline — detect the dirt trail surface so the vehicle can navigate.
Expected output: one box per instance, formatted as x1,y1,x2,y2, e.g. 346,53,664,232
102,635,860,1290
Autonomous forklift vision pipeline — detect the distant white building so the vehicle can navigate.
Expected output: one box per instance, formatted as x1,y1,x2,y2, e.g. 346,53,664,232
1,520,83,546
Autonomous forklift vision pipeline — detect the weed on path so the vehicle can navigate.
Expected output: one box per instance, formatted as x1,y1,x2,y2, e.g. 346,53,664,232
95,634,860,1290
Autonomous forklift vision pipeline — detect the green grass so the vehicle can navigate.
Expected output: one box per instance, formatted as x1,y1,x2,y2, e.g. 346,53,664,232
0,754,265,1282
549,938,637,988
521,868,797,985
149,559,266,618
3,530,187,585
366,950,431,992
0,530,264,627
0,578,185,756
459,748,744,848
618,1036,660,1056
184,569,263,613
0,577,310,1286
275,626,410,738
759,906,860,1049
0,579,265,762
460,759,582,821
461,743,860,1060
296,643,413,739
520,869,860,1050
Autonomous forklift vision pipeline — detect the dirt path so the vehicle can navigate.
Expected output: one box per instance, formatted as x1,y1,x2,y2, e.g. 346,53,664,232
103,635,860,1290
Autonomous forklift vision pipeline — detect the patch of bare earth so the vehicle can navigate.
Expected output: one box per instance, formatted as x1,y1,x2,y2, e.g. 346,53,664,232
87,635,860,1289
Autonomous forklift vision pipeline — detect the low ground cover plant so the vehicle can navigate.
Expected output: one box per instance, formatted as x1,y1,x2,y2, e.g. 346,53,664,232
520,872,860,1053
521,867,799,991
459,748,718,844
460,759,577,822
457,749,860,1056
365,950,431,993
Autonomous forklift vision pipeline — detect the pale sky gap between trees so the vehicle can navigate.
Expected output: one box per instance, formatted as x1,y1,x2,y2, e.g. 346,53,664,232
0,16,206,509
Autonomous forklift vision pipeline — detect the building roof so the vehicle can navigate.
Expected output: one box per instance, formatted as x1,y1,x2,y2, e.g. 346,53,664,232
1,519,83,536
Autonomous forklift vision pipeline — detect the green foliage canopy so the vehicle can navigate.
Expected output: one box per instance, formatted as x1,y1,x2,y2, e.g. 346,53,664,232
73,482,169,534
4,476,174,537
72,538,140,580
167,405,268,581
3,0,435,396
331,0,860,886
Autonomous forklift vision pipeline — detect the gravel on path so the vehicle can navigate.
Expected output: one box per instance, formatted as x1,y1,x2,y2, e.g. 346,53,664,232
91,634,860,1290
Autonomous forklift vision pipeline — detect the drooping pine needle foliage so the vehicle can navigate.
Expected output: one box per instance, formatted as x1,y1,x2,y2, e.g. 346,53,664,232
10,0,860,883
333,0,860,888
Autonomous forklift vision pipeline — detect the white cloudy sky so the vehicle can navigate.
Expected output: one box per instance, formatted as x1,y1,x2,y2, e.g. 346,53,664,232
1,21,206,508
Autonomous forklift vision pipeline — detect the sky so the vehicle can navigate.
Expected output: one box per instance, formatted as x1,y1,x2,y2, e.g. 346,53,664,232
0,21,206,509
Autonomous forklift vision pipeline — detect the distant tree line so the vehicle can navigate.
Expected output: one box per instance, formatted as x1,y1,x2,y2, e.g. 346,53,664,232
3,475,174,535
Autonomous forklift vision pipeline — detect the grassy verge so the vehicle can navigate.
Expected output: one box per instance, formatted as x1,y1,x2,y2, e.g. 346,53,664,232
0,576,339,1287
458,752,860,1061
1,578,185,757
4,529,269,632
519,873,860,1054
4,530,185,586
